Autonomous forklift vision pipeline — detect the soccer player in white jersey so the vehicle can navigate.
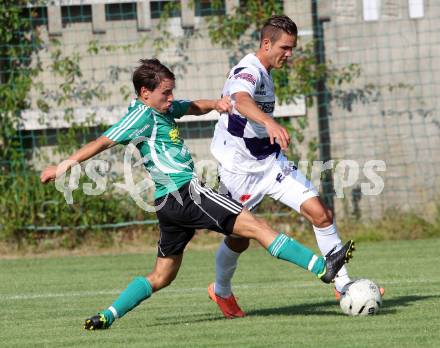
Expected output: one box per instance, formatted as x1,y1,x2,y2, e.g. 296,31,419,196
208,15,383,318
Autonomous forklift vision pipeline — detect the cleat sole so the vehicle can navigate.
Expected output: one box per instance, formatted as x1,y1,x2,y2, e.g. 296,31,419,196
84,319,97,331
344,240,355,263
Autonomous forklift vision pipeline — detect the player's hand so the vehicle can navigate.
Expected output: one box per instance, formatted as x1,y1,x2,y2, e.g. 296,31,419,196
40,165,59,184
41,160,80,183
263,118,290,150
40,163,71,184
214,96,232,114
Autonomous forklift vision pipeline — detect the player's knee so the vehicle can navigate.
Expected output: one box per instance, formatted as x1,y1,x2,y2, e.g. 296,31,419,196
312,208,333,227
225,235,250,252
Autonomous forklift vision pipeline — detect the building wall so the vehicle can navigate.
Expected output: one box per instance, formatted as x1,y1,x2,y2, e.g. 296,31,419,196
25,0,439,218
325,0,440,219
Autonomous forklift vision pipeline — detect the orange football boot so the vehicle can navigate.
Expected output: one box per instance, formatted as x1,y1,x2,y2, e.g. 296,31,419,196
208,283,245,319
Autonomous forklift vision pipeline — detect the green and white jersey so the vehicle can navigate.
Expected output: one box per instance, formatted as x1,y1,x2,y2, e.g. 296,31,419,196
103,99,194,199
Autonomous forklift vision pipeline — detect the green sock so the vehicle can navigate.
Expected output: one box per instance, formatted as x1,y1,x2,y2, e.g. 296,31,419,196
102,276,153,325
268,233,326,276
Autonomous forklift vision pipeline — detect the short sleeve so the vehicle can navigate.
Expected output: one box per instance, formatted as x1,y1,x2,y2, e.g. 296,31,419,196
228,66,260,98
167,100,191,119
102,107,149,145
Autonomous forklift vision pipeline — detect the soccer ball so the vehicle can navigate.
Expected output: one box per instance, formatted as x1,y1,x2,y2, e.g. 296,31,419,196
339,279,382,316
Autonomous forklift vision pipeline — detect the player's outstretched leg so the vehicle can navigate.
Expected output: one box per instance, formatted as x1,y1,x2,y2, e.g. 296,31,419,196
266,233,354,283
232,210,356,283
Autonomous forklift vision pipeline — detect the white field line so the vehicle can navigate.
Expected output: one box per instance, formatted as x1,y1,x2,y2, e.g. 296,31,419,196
1,278,438,302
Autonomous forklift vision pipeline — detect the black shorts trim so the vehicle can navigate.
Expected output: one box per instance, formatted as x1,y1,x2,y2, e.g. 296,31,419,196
189,179,242,214
154,178,243,257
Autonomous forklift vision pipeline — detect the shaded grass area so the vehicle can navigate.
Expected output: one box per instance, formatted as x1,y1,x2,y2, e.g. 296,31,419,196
1,239,440,347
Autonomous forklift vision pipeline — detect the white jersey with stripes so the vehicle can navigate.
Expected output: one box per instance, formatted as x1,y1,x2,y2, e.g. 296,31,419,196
211,53,280,174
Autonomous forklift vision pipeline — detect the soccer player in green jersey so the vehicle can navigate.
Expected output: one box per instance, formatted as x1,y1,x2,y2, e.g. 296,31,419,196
40,59,354,329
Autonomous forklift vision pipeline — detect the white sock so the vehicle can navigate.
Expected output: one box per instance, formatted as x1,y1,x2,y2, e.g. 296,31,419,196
313,223,351,291
214,239,241,298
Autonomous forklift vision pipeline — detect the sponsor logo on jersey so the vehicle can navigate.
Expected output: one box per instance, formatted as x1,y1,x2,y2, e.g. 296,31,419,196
234,73,256,85
169,128,181,143
256,101,275,113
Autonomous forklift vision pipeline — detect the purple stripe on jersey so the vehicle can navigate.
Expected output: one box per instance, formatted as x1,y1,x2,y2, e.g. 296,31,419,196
243,137,281,160
227,113,247,137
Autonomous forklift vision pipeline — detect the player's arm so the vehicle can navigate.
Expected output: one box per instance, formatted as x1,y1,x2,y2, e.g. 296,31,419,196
40,136,115,184
186,96,232,115
233,92,290,150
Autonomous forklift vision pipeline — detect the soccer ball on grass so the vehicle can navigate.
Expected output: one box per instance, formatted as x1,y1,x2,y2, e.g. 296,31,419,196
339,279,382,316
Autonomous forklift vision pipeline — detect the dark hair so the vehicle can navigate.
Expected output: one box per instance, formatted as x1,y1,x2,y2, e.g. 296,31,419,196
260,15,298,44
132,58,175,95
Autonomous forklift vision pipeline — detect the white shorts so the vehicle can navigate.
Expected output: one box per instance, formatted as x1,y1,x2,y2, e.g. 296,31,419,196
218,154,319,213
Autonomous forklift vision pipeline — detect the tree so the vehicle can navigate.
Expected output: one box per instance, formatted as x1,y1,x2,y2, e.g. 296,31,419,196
0,1,43,171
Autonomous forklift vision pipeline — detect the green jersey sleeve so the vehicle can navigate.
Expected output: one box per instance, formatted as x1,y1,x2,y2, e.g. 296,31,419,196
167,100,191,119
103,105,150,145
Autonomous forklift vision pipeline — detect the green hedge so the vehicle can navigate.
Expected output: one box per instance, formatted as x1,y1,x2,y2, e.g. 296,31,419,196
0,170,156,244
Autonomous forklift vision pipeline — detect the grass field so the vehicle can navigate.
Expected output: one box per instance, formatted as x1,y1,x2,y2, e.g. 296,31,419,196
1,239,440,348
